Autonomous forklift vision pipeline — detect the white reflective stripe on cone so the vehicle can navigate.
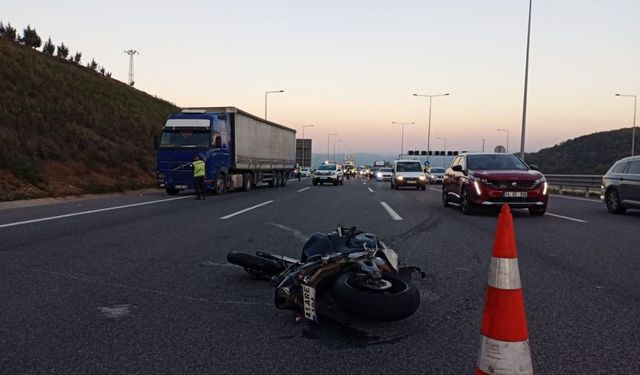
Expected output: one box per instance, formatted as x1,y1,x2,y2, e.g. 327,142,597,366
487,257,521,290
477,335,533,375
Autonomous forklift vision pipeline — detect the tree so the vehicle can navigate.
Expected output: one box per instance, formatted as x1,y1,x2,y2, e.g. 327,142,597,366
0,22,4,34
73,51,82,64
42,37,55,55
1,22,17,41
99,66,106,75
56,43,69,59
87,59,98,70
20,25,41,49
106,72,112,78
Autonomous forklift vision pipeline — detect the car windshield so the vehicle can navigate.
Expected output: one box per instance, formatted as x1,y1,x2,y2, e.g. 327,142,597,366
467,154,528,170
159,130,210,148
380,168,392,172
430,167,445,173
395,162,422,172
318,164,337,171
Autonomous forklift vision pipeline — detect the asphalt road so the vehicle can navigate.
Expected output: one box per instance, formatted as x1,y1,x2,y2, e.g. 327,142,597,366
1,177,639,374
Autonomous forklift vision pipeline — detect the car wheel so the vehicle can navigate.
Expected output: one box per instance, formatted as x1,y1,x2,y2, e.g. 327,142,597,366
605,188,626,214
442,187,450,207
529,205,546,216
460,188,474,215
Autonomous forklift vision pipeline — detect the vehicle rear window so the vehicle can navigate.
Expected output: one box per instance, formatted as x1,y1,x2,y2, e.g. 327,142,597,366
626,161,640,174
611,162,628,174
467,154,528,170
395,162,422,172
430,167,445,173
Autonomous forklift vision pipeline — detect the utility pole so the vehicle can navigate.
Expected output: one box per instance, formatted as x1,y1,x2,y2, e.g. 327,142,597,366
124,49,139,86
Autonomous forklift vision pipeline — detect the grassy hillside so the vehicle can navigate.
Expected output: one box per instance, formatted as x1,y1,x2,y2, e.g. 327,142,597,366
0,37,178,200
525,127,638,174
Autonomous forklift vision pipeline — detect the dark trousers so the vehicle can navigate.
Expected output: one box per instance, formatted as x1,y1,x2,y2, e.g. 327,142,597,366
194,176,206,199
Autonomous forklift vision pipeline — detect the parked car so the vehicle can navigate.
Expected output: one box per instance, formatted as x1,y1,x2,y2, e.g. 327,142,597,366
391,160,427,190
442,153,548,216
427,167,446,184
601,155,640,214
376,167,393,181
312,163,344,186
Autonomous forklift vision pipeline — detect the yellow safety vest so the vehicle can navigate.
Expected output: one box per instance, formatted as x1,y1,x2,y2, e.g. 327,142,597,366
193,160,205,177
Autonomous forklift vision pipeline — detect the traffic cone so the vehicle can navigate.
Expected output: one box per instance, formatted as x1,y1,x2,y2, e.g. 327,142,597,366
475,204,533,375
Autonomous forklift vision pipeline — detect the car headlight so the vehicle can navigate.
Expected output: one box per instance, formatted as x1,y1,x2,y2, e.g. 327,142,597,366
542,182,548,195
376,172,382,178
473,181,482,195
419,175,426,181
396,176,404,181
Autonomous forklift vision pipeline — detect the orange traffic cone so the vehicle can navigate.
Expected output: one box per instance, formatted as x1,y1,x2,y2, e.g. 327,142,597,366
475,204,533,375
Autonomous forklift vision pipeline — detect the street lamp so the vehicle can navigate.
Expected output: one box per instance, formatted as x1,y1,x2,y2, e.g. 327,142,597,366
413,93,450,161
301,124,314,167
497,129,510,152
520,0,533,160
615,94,637,156
392,121,415,156
264,89,284,120
327,133,337,162
437,136,447,167
333,140,342,163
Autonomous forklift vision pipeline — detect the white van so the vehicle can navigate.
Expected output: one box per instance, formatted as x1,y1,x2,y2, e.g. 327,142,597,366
391,160,427,190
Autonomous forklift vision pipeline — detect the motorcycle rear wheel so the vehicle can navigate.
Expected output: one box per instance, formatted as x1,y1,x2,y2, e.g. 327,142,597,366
226,252,285,279
330,272,420,321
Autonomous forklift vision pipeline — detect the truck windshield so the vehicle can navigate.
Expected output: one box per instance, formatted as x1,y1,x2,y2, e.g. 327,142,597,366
159,130,210,148
467,154,528,170
395,162,422,172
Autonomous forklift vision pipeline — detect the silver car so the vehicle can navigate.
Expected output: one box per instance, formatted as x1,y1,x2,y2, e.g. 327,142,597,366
427,167,445,184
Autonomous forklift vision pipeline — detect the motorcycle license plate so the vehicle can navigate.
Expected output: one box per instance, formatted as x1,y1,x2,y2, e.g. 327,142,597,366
302,285,318,322
175,185,188,189
504,191,527,197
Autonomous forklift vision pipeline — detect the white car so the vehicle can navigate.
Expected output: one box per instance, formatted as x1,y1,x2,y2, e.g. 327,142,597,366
376,167,393,181
300,168,312,177
391,160,427,190
312,163,344,186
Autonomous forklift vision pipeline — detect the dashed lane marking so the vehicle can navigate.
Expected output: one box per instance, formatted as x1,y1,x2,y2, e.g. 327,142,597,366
550,194,601,203
368,188,374,193
297,187,311,192
380,202,403,221
546,212,587,223
219,200,274,220
428,187,441,192
0,196,192,229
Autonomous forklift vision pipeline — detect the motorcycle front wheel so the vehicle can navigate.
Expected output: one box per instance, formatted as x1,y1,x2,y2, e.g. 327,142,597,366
226,252,285,279
330,272,420,322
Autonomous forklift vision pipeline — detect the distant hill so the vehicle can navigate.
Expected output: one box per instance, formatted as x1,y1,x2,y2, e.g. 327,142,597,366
0,37,178,200
525,128,638,174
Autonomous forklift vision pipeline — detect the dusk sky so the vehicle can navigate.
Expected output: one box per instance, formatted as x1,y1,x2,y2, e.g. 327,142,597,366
5,0,639,154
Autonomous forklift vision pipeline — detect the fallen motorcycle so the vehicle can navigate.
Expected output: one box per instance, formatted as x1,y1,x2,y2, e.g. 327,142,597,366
227,225,424,323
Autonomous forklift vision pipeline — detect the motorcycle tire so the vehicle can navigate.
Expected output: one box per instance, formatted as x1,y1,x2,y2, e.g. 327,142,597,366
226,252,285,278
330,271,420,322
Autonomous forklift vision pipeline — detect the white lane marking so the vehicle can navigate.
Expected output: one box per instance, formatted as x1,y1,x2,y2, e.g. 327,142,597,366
0,196,192,229
551,194,601,203
98,305,131,319
266,222,309,242
380,202,403,221
297,187,311,193
368,188,374,193
219,200,273,220
546,212,587,223
362,182,367,185
428,187,441,192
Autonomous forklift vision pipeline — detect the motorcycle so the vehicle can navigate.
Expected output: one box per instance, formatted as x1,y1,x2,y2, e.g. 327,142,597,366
227,225,424,323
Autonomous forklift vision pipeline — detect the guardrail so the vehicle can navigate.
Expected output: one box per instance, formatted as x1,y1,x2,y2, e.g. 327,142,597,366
545,174,603,198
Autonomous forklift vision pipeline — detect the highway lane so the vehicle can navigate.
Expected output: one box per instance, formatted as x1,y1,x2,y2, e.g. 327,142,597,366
1,177,639,374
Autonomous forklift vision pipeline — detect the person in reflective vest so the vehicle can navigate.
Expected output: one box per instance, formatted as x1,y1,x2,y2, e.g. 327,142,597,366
191,156,206,200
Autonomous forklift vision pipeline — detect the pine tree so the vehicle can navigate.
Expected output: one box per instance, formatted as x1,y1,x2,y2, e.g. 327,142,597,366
87,59,98,70
73,51,82,64
56,43,69,59
20,25,42,48
0,22,5,34
42,37,55,55
106,72,112,78
99,66,106,75
2,23,17,41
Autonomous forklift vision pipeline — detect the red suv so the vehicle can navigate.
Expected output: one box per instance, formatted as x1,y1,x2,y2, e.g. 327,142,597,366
442,153,549,216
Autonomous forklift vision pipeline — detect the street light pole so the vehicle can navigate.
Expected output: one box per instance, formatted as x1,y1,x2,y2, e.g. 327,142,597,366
437,136,447,167
392,121,415,156
520,0,533,160
333,140,342,164
413,93,450,162
497,129,510,152
615,94,637,156
482,138,486,152
264,89,284,120
301,124,314,167
327,133,337,162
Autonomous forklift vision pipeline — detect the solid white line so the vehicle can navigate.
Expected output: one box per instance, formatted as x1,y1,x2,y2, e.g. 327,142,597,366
428,187,441,192
368,188,374,193
219,200,274,220
297,187,311,193
380,202,403,221
0,196,192,229
551,194,601,203
546,212,587,223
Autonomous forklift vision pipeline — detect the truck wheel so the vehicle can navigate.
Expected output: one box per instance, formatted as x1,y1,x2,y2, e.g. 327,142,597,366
276,172,282,187
331,272,420,321
165,188,179,196
213,173,226,195
242,173,252,192
281,172,288,187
